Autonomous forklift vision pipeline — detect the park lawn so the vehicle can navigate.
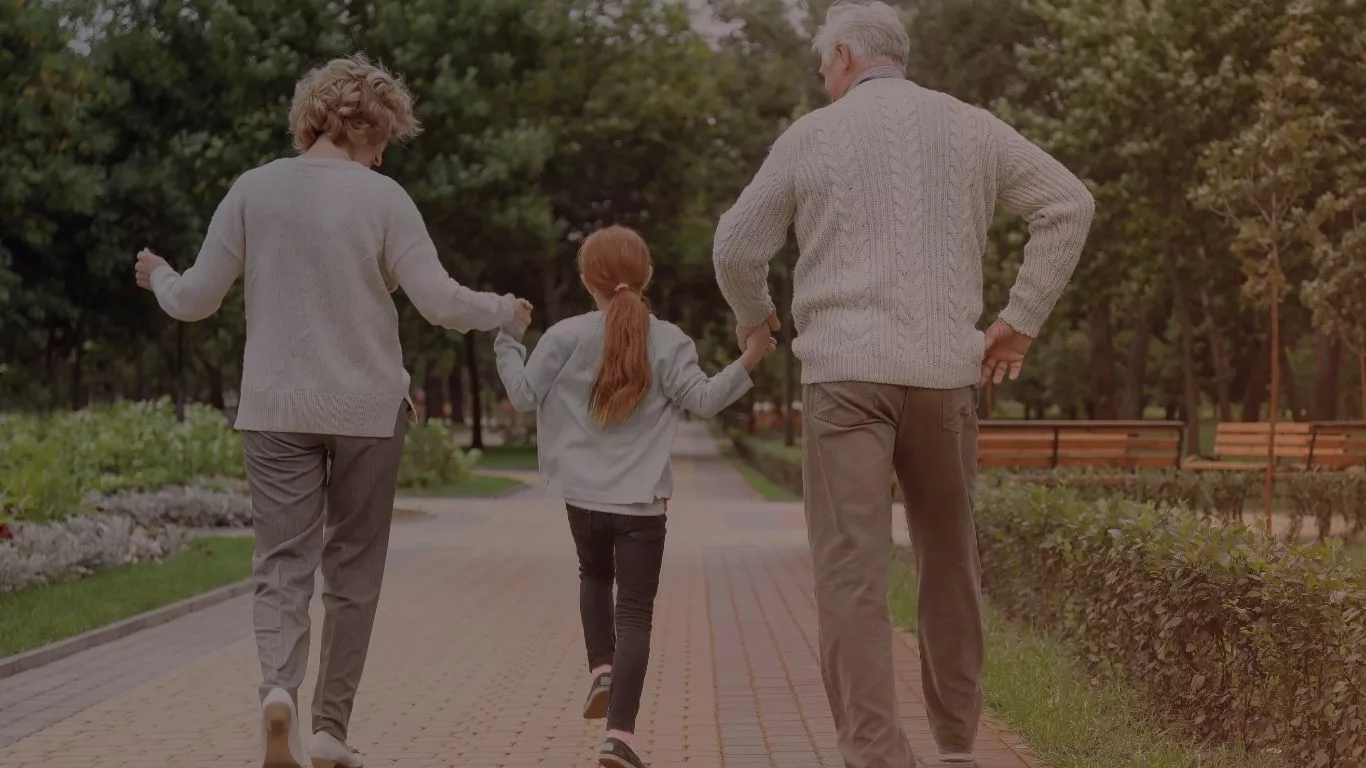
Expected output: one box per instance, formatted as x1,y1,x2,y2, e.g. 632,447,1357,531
887,555,1275,768
475,445,539,471
0,537,254,658
721,446,799,502
401,473,524,498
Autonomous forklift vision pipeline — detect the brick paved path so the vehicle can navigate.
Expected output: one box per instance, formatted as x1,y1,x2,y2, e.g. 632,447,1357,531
0,424,1040,768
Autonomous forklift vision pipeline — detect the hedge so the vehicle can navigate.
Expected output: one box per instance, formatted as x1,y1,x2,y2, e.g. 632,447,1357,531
977,479,1365,766
731,434,803,495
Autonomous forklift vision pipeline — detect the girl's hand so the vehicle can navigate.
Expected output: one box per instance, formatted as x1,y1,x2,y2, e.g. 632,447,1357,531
740,326,778,371
134,249,169,291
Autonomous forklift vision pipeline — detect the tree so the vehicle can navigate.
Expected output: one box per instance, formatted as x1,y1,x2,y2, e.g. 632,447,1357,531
1191,2,1339,529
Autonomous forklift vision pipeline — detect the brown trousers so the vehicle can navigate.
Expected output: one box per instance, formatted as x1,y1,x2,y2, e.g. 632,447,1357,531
802,382,983,768
241,406,408,741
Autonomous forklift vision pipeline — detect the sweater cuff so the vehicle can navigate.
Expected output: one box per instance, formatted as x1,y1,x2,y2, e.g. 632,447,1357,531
733,299,777,331
998,302,1047,339
495,294,519,334
150,264,178,295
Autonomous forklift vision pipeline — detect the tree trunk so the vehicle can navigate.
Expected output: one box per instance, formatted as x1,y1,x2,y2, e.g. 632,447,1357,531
1120,303,1152,419
206,362,225,410
465,334,483,449
1360,350,1366,419
1200,290,1234,422
175,324,186,422
423,364,444,423
1087,303,1118,419
1279,342,1302,421
1241,338,1269,421
448,356,465,424
69,338,85,410
1311,331,1341,421
1164,243,1201,455
43,328,58,413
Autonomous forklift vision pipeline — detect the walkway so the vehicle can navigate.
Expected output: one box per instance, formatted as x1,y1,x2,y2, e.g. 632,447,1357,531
0,425,1039,768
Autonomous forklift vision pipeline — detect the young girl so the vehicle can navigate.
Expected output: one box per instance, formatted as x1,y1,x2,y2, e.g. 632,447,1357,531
494,225,774,768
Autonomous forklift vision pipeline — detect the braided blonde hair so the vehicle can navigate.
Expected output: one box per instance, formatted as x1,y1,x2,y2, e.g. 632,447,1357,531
288,54,422,153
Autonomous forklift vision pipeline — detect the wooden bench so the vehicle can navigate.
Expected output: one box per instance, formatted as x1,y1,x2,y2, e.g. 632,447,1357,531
976,420,1184,470
1184,422,1314,471
1305,421,1366,469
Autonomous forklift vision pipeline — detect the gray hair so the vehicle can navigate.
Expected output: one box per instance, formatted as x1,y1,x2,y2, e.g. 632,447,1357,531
812,1,910,68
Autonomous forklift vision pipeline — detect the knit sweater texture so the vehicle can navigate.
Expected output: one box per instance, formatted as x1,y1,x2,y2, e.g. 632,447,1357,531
713,78,1095,389
150,156,516,437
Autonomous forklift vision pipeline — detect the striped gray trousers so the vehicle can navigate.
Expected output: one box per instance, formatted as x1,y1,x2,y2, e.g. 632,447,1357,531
240,406,408,740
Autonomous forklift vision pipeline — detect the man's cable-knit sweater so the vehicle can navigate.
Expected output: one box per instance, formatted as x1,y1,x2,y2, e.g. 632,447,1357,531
713,77,1095,389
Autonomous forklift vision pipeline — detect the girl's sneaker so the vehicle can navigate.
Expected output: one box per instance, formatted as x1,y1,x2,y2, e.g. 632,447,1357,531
583,672,612,719
598,737,647,768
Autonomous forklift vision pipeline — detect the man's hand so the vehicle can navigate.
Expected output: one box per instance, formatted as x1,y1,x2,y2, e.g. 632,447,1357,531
980,319,1033,387
134,249,169,291
739,323,778,372
509,298,534,337
736,310,781,351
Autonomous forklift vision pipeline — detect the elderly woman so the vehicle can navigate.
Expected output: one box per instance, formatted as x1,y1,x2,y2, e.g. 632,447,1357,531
134,56,532,768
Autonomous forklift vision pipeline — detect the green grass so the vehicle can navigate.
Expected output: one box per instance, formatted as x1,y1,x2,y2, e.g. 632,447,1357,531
475,445,539,471
0,537,254,658
887,555,1276,768
721,446,800,501
401,474,524,498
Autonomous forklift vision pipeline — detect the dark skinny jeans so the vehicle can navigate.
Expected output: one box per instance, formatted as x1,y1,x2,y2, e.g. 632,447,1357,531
566,505,667,734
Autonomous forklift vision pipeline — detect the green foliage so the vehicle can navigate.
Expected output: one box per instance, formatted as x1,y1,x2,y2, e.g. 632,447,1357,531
1286,471,1366,542
398,421,481,490
0,400,243,522
976,480,1366,765
730,433,803,496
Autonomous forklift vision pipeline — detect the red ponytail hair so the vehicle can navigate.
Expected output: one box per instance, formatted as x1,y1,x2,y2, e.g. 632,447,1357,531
579,226,653,427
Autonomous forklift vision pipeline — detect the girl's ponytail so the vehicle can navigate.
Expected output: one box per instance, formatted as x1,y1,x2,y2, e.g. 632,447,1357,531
579,227,654,427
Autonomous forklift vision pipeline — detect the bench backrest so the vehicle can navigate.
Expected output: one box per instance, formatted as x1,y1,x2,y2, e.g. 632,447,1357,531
1308,423,1366,469
1211,422,1313,465
979,424,1182,470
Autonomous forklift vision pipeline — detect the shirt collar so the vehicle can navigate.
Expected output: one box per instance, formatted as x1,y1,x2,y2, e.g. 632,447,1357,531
849,65,905,92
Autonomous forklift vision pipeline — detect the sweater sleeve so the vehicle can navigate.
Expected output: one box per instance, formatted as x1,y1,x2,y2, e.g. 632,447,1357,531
712,129,798,328
494,327,571,413
991,118,1095,338
383,191,515,333
658,334,754,419
150,182,245,322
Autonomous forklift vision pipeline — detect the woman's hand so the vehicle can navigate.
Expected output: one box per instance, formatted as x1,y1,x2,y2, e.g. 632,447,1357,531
134,249,169,291
509,298,534,337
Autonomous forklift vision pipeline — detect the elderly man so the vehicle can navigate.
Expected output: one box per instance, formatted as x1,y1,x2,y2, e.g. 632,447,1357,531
712,2,1094,766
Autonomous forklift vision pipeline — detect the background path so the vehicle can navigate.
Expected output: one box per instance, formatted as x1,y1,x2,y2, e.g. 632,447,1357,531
0,424,1039,768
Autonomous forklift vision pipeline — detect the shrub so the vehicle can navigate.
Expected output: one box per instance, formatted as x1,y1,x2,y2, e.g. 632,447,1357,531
976,479,1366,766
1287,472,1366,542
0,515,189,595
398,420,481,489
90,486,253,529
731,433,802,495
0,400,244,522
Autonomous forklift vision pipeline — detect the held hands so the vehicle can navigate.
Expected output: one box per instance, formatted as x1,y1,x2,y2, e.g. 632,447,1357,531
739,323,778,372
508,298,534,337
980,319,1033,387
735,310,781,351
134,249,169,291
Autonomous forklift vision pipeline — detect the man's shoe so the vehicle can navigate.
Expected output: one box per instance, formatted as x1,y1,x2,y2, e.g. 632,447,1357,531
938,752,975,764
259,688,305,768
310,730,364,768
598,737,648,768
583,672,612,720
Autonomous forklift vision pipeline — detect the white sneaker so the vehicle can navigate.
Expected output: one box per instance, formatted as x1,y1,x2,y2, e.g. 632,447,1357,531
311,730,365,768
938,752,975,764
259,688,305,768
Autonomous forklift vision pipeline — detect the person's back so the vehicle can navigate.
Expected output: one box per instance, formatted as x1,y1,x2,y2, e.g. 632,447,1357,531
710,4,1094,767
715,70,1093,391
151,154,519,438
494,225,773,768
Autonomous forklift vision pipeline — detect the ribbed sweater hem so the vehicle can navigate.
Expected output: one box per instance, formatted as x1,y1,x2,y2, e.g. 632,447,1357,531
234,389,408,438
799,359,980,390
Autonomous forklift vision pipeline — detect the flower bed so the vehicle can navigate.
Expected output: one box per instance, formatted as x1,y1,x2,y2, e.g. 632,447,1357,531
977,479,1365,765
0,514,188,595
